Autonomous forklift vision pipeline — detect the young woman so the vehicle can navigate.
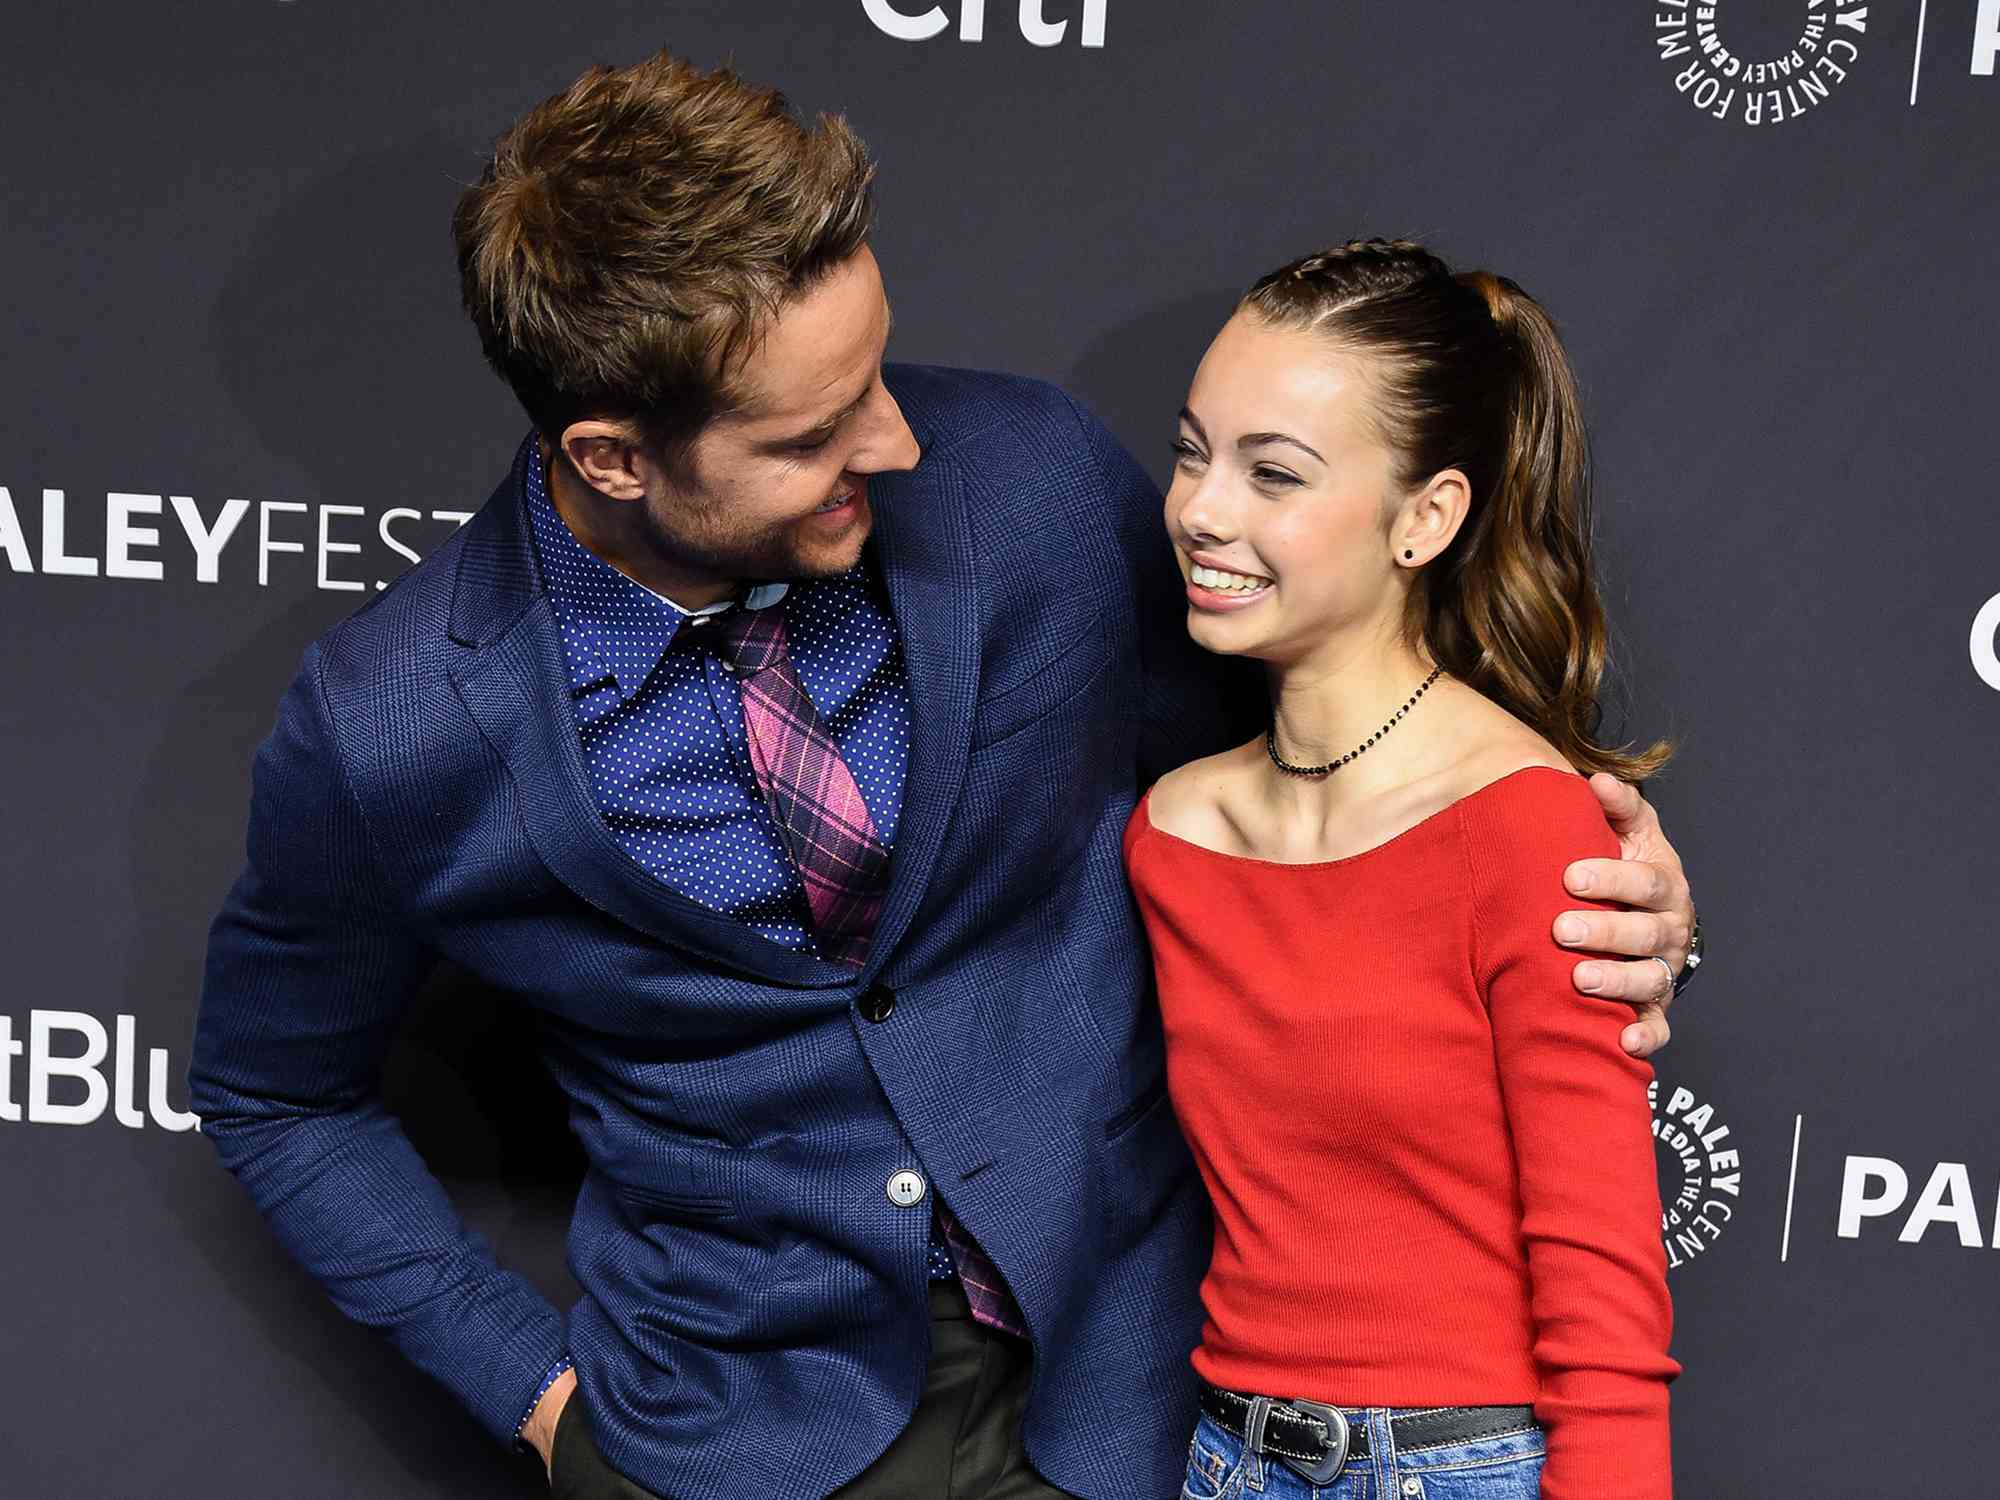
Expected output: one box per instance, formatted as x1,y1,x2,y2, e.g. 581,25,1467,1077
1123,240,1677,1499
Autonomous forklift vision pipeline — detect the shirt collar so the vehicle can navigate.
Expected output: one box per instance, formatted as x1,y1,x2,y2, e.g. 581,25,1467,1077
520,435,790,700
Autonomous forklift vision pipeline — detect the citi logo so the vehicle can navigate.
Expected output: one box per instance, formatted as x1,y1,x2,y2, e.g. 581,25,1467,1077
1972,591,2000,691
1,1011,200,1132
863,0,1107,47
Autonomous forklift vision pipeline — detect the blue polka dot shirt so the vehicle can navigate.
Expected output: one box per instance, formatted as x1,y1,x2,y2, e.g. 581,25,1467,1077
522,438,912,959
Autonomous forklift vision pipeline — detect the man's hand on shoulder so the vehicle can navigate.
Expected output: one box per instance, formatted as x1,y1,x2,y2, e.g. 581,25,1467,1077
1557,773,1697,1060
522,1367,577,1481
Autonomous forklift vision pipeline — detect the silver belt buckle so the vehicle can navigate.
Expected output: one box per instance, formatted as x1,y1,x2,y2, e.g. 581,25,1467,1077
1279,1399,1350,1484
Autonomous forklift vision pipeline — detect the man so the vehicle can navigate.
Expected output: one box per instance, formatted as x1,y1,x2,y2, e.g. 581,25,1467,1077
190,50,1698,1500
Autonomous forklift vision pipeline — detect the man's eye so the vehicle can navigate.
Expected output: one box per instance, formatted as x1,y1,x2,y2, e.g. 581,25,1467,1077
794,432,835,453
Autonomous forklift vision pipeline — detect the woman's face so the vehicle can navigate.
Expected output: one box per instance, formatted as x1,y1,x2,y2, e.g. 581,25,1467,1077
1164,311,1409,664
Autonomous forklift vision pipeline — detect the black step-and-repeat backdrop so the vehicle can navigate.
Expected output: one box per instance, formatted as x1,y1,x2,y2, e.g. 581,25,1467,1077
4,4,1996,1495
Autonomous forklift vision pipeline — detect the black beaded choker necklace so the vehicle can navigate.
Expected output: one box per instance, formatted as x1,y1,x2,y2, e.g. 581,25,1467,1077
1266,665,1445,778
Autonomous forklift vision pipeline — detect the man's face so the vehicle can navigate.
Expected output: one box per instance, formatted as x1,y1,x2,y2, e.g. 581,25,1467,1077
639,246,920,586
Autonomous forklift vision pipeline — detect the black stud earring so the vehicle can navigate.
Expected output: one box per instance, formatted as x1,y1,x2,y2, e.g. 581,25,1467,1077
1403,550,1415,561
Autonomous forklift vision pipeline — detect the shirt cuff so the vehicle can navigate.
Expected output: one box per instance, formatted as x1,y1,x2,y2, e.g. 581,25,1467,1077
513,1354,574,1451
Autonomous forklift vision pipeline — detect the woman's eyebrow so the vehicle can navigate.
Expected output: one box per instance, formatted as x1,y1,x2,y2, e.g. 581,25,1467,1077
1240,431,1326,464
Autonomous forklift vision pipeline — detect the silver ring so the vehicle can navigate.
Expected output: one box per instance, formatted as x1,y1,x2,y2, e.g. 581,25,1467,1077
1649,955,1677,999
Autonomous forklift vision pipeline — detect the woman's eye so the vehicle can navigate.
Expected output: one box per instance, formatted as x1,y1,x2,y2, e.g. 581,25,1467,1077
1252,466,1302,488
1171,439,1206,466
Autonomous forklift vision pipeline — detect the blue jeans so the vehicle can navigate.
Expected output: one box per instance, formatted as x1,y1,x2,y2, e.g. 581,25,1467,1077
1180,1408,1546,1500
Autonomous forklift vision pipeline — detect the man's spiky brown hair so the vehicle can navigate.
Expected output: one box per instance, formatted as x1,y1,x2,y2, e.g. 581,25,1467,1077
453,49,877,463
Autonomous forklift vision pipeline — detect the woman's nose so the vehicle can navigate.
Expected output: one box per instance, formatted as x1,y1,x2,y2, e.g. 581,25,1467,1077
1175,477,1234,545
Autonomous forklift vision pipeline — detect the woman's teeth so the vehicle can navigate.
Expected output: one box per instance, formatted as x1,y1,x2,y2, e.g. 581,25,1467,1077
1191,564,1270,594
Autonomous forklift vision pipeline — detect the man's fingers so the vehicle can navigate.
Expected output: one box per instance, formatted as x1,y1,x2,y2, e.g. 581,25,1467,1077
1554,908,1675,961
1573,953,1678,1004
1586,772,1650,836
1564,856,1675,914
1621,1003,1672,1057
1560,880,1688,964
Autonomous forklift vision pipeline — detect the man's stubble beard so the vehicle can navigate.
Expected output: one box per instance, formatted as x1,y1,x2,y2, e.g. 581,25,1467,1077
644,498,872,589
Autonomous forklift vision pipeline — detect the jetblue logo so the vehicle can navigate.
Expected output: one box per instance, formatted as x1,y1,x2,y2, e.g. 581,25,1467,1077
863,0,1107,47
1,1011,199,1132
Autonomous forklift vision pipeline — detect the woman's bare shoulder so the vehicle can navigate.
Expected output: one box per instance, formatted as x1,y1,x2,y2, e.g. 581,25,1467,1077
1426,687,1578,800
1144,739,1265,849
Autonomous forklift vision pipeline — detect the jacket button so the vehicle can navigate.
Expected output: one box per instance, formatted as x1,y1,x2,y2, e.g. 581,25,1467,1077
859,986,896,1023
887,1171,927,1207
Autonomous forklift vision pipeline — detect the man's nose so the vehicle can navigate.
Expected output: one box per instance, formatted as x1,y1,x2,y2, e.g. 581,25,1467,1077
850,387,921,475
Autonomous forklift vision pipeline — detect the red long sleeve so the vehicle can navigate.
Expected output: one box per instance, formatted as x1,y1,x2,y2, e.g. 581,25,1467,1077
1125,766,1676,1498
1462,777,1678,1496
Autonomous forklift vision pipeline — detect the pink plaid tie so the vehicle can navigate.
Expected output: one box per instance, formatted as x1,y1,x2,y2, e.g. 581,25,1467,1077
702,603,887,966
700,602,1029,1339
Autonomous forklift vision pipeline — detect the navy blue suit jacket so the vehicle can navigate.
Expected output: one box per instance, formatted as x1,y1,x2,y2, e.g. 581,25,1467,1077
190,366,1258,1499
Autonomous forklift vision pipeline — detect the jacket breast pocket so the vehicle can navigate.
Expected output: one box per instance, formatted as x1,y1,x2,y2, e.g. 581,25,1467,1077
969,613,1114,752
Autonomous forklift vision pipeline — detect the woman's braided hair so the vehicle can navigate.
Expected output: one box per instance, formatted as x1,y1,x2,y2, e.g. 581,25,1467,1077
1241,238,1669,781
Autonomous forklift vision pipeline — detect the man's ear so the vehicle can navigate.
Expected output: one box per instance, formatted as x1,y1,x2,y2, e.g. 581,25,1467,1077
558,421,652,501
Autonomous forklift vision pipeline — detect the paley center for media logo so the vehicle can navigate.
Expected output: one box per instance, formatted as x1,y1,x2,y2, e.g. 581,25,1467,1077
2,1011,199,1132
1651,0,1870,125
1779,1114,2000,1261
1652,1078,1742,1269
1652,0,2000,125
1838,1154,2000,1250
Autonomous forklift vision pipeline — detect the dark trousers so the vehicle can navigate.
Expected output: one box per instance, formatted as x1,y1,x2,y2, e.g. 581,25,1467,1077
551,1280,1075,1500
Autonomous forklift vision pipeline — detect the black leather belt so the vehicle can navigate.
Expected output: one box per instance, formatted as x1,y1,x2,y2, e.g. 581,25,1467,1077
1199,1385,1537,1485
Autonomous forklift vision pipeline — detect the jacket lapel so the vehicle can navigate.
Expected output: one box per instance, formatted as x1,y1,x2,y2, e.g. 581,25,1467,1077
859,449,978,981
445,453,850,988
